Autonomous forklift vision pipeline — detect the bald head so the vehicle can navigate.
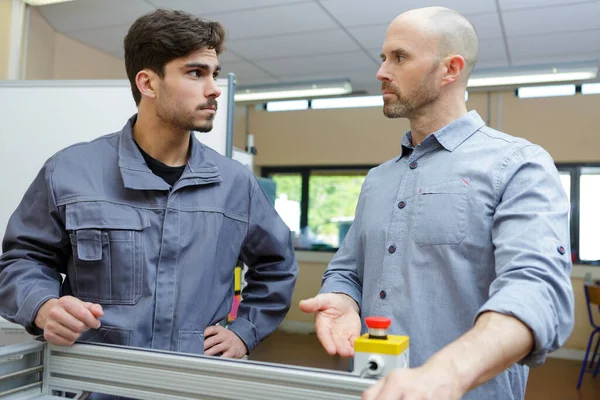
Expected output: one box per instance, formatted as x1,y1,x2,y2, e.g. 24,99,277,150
390,7,479,83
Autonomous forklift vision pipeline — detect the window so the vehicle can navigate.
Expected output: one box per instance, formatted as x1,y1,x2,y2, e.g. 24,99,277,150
558,164,600,265
579,168,600,262
270,173,302,233
263,166,373,251
308,172,366,249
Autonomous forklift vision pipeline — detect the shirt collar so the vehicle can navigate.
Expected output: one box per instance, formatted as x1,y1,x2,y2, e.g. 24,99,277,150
118,114,222,190
397,110,485,161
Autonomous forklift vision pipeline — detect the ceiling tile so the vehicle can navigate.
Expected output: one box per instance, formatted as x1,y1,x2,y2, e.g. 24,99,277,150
228,29,360,60
37,0,154,33
255,51,377,77
146,0,305,15
348,25,388,50
473,58,510,71
66,24,130,55
207,2,337,40
220,60,276,84
498,0,593,11
478,37,508,62
502,2,600,37
468,13,504,40
511,52,600,67
320,0,497,27
508,30,600,58
218,51,243,63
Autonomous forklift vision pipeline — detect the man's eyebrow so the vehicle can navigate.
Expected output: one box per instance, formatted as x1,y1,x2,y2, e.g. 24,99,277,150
183,62,222,72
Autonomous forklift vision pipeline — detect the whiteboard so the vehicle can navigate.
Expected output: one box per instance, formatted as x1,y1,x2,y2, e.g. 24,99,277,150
0,77,234,239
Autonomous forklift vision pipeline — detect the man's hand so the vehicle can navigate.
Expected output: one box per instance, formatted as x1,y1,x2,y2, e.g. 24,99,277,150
299,293,361,357
362,312,534,399
203,325,247,359
362,365,463,400
35,296,104,346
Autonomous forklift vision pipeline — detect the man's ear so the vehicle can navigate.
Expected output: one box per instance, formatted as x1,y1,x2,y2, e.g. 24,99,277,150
441,55,465,87
136,69,159,101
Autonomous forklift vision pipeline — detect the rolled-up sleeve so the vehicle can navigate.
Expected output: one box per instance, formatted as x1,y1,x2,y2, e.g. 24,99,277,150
476,144,575,367
0,157,68,335
231,179,298,352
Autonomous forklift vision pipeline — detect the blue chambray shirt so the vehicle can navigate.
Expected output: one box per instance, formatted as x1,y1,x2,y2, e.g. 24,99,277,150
0,115,298,357
321,111,574,400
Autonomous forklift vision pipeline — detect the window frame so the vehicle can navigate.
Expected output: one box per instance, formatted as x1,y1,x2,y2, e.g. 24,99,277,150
558,163,600,265
262,165,375,251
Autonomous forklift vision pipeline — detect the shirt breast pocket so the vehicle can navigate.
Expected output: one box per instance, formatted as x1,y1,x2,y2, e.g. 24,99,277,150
413,179,470,246
65,202,150,305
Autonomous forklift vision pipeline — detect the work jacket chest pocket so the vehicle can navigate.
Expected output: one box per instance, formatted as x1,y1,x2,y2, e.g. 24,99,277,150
65,202,150,305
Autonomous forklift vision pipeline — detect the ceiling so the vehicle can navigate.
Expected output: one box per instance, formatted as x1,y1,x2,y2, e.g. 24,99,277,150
36,0,600,95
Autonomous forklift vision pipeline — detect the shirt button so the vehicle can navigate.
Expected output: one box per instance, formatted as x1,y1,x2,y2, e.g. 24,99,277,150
380,290,387,299
557,246,566,255
388,245,396,254
398,201,406,209
409,161,418,169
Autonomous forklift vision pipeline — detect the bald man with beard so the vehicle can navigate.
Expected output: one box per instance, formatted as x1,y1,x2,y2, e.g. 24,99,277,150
300,7,574,400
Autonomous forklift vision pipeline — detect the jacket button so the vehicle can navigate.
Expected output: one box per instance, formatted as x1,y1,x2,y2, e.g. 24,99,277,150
388,245,396,254
409,161,418,169
398,201,406,209
380,290,386,299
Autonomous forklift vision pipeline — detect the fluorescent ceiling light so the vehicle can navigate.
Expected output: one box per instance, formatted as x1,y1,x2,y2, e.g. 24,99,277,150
517,84,576,98
581,83,600,95
235,79,352,102
468,68,597,88
19,0,76,5
312,95,383,109
266,100,309,112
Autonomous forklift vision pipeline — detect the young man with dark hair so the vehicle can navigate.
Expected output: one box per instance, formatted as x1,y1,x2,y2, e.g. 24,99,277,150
0,9,297,367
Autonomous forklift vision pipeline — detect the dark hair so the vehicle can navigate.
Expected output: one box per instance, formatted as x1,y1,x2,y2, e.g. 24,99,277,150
124,9,226,105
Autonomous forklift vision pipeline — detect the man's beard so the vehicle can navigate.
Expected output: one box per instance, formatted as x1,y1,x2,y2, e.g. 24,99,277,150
157,91,217,133
382,65,440,118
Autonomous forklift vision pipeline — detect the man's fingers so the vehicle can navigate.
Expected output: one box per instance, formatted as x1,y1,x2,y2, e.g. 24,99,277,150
333,331,354,358
84,302,104,318
204,325,224,337
221,349,237,359
204,342,227,357
300,294,334,313
203,333,225,350
48,306,88,334
45,320,80,342
43,323,79,346
44,331,75,346
315,319,337,355
299,297,318,313
362,379,384,400
61,298,100,329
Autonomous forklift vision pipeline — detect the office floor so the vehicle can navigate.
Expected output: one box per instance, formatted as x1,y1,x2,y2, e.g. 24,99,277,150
249,331,600,400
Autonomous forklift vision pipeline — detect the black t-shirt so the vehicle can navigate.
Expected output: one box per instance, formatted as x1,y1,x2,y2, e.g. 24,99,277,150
136,143,185,187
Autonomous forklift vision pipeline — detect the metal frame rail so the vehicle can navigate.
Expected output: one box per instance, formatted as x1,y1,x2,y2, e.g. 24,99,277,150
1,341,374,399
